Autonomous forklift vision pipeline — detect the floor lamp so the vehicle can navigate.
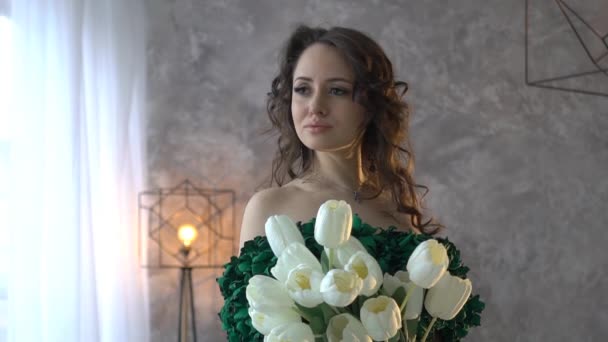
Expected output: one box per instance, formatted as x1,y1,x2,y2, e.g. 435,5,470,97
138,180,236,342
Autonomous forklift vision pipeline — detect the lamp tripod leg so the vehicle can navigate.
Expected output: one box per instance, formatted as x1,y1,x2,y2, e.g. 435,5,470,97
178,267,197,342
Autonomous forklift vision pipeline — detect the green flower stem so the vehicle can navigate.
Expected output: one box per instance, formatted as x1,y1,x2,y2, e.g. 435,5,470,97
329,305,340,315
399,283,415,312
328,248,334,270
292,306,313,323
420,316,437,342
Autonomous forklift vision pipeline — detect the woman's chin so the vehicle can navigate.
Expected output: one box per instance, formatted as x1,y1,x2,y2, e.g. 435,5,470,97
303,143,357,155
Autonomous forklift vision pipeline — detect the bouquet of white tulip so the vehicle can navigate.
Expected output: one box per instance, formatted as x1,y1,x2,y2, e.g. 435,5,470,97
218,200,485,342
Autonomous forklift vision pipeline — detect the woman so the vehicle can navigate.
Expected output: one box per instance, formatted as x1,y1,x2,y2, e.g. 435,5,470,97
239,25,444,249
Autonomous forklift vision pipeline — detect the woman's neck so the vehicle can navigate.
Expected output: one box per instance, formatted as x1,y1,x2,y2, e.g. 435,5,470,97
302,149,366,194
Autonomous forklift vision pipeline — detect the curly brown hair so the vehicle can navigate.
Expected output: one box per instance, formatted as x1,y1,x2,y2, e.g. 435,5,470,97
260,24,444,236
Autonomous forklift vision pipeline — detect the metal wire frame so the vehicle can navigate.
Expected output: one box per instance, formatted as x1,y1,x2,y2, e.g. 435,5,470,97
138,179,236,269
525,0,608,97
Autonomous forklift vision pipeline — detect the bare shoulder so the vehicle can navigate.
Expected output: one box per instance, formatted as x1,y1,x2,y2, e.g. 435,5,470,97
378,195,422,235
238,187,294,250
391,210,422,235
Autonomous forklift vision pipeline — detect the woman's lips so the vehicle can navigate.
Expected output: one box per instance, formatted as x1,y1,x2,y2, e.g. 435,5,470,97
304,125,332,133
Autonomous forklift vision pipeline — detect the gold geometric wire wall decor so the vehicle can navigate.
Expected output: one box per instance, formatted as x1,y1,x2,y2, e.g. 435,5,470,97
138,179,236,269
525,0,608,97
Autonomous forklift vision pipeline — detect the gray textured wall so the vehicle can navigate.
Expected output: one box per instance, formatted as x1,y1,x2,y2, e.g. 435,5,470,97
145,0,608,341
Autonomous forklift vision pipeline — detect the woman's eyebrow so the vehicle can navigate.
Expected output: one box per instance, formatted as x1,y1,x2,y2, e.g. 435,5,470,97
294,76,353,84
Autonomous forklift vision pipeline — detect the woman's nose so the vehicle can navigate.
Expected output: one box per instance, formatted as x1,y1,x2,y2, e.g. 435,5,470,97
309,92,327,116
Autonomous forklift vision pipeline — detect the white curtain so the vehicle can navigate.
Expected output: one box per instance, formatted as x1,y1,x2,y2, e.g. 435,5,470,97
6,0,149,341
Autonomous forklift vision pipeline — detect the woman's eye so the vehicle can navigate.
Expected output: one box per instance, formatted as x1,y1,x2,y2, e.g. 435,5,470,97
293,86,349,96
293,86,309,95
330,88,348,96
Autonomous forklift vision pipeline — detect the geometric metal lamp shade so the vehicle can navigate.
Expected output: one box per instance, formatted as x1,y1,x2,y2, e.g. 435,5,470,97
525,0,608,97
138,179,237,268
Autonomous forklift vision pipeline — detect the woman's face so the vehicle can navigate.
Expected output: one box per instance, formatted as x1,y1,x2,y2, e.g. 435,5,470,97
291,43,366,154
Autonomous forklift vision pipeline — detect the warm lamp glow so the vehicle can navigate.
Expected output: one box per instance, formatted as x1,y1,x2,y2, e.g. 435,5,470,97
178,224,198,248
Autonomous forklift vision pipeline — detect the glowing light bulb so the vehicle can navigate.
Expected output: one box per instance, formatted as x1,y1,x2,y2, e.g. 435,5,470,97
178,224,198,248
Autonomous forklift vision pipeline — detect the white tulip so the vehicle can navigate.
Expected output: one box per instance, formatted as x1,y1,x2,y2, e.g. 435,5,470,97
271,242,323,284
383,271,424,319
246,275,294,312
344,251,383,296
382,271,405,296
325,236,367,268
285,264,324,308
360,296,402,341
264,322,315,342
326,313,372,342
320,269,362,307
265,215,305,257
248,307,301,335
406,239,449,288
314,200,353,248
424,272,472,320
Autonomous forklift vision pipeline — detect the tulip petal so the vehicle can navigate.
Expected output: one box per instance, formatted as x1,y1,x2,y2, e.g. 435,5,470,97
404,284,424,320
424,272,473,320
264,322,314,342
265,215,305,257
249,307,301,335
344,251,383,296
285,265,324,308
271,242,323,284
320,269,362,307
326,236,367,268
314,200,353,248
360,296,402,341
382,271,423,319
246,275,294,311
326,313,372,342
406,239,449,288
